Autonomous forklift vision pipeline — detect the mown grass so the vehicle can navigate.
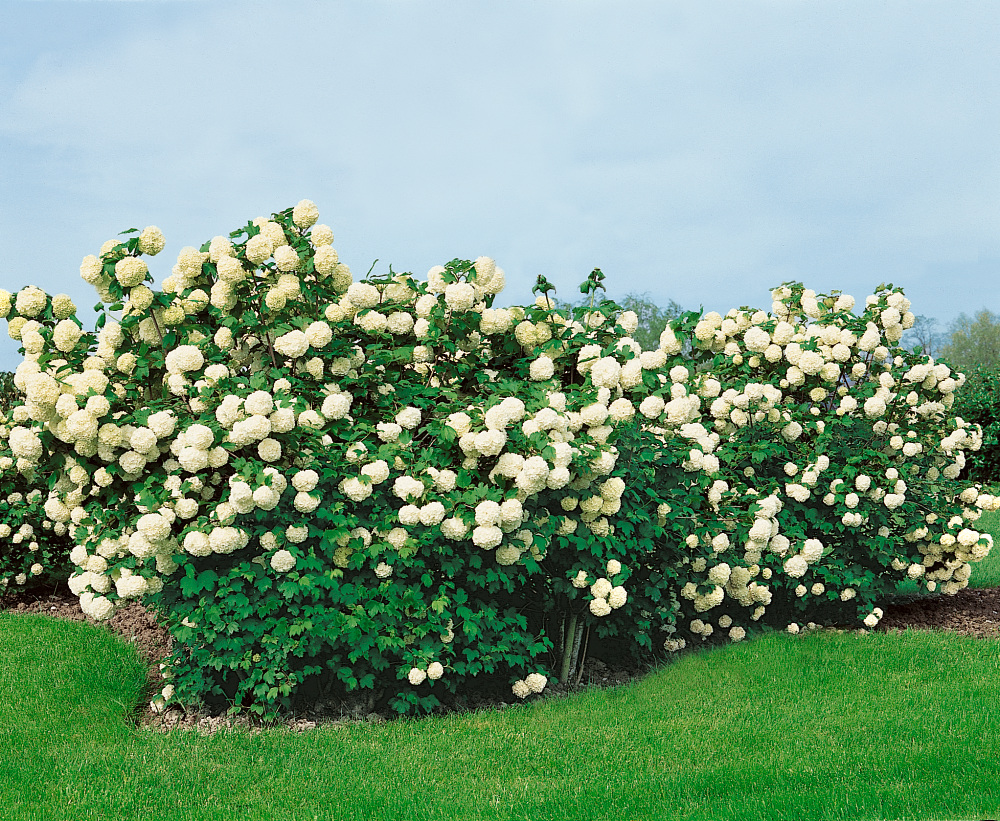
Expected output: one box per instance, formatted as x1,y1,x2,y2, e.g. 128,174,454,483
3,513,998,819
4,612,1000,821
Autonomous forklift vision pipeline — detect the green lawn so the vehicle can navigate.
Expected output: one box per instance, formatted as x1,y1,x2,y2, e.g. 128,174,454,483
3,512,999,820
4,612,1000,821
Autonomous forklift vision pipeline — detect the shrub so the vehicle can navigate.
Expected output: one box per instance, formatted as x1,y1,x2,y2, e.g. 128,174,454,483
949,365,1000,484
0,417,74,594
0,360,74,592
0,205,995,717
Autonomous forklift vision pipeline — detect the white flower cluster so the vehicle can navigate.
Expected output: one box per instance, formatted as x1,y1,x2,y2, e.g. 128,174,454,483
511,672,548,699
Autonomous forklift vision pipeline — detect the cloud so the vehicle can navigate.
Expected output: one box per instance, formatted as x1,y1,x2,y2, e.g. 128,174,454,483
1,1,997,371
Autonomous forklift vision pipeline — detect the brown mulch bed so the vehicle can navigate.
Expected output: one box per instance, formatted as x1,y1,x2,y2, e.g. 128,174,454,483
877,585,1000,638
5,583,1000,731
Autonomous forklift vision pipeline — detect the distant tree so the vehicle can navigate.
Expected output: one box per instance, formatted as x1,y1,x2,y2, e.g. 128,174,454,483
901,315,946,359
614,293,686,352
940,310,1000,369
551,292,685,352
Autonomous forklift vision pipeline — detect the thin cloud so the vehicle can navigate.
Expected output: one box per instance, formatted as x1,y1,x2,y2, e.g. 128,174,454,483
1,1,998,370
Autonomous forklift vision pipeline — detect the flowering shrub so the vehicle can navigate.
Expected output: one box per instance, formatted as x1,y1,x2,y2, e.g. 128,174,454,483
949,365,1000,484
0,317,76,593
0,203,995,717
0,414,73,593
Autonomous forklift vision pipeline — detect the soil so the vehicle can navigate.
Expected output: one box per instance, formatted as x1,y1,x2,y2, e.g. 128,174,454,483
5,582,1000,733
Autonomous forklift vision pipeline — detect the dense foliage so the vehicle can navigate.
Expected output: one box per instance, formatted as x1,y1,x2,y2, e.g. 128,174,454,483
0,372,17,414
949,365,1000,484
0,365,73,590
0,202,995,719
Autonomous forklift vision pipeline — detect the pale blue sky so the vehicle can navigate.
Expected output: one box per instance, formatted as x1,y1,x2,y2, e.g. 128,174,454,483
2,1,998,370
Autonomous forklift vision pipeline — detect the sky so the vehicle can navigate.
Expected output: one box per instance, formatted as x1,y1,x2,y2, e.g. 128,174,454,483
1,1,998,371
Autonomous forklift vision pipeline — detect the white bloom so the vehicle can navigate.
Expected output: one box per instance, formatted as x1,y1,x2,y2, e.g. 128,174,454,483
801,539,824,562
321,393,352,420
590,357,622,389
784,555,808,578
274,330,309,359
341,477,373,503
444,282,476,312
164,345,204,374
589,598,612,617
378,422,403,442
361,460,390,485
392,475,425,501
529,356,555,381
396,406,422,430
419,501,447,527
522,672,547,694
270,549,296,573
440,517,469,540
473,525,503,549
608,398,635,423
292,199,320,229
347,282,381,309
591,577,613,599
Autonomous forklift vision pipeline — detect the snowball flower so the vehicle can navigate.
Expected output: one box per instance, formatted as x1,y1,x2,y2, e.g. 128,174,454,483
210,527,245,554
292,199,320,229
590,577,613,599
408,667,427,686
589,598,612,616
183,531,211,556
440,517,469,540
347,282,380,309
638,395,666,420
590,357,622,389
53,319,83,352
113,258,148,288
473,525,503,549
258,438,282,462
525,673,547,693
322,393,352,420
361,460,390,484
608,398,635,423
274,330,309,359
341,477,373,503
784,555,808,578
801,539,824,563
444,282,476,312
164,345,204,374
393,476,425,501
396,406,421,429
781,422,803,442
743,326,771,352
270,549,296,573
530,356,555,381
419,501,447,526
864,396,887,418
